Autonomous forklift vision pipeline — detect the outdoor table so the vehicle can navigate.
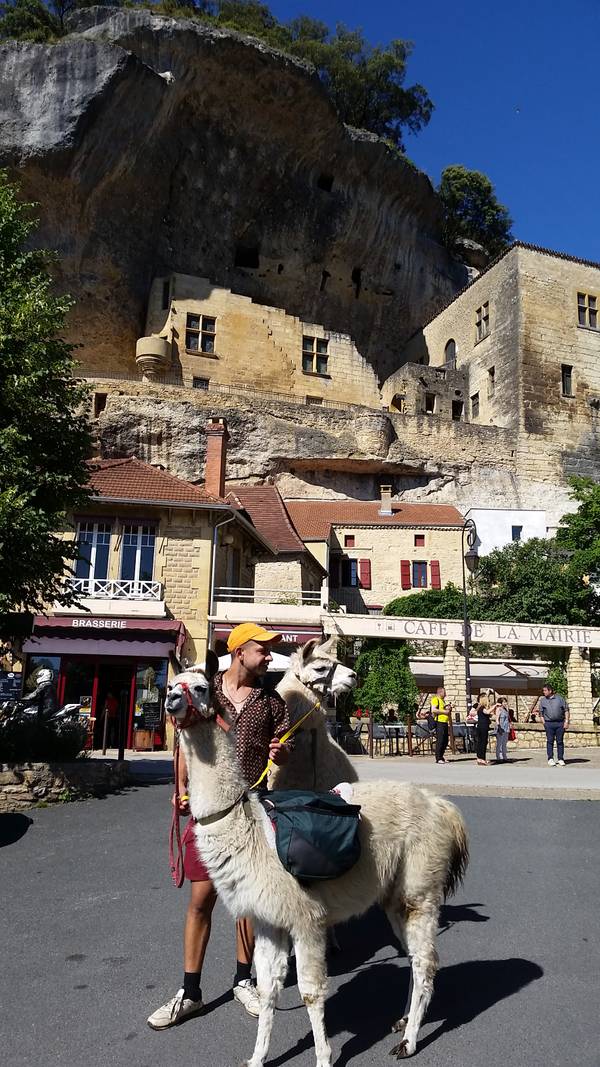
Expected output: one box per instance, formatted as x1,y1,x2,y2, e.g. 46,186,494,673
453,723,477,753
382,723,407,755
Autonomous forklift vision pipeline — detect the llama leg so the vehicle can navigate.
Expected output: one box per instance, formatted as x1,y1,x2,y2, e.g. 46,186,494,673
390,904,439,1058
243,925,288,1067
294,931,332,1067
385,907,411,1037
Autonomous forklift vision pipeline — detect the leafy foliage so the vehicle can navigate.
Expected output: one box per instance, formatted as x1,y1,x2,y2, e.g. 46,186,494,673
385,582,480,620
555,477,600,585
0,171,92,619
354,641,418,722
0,717,88,761
0,0,59,41
546,663,568,698
438,164,513,260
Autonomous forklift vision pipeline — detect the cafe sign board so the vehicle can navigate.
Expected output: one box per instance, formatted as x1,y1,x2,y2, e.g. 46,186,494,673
322,613,600,650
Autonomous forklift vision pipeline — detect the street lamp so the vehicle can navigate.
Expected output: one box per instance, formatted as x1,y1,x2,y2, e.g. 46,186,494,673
461,517,479,715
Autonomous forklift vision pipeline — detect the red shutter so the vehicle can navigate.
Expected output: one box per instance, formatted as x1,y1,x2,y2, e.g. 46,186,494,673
358,558,371,589
400,559,412,589
430,560,441,589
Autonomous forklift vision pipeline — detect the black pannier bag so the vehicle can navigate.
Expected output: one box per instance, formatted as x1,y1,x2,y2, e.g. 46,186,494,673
259,789,361,883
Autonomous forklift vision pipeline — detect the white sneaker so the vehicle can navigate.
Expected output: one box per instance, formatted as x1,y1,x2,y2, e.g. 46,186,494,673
557,759,566,766
147,988,204,1030
548,758,556,767
233,978,261,1016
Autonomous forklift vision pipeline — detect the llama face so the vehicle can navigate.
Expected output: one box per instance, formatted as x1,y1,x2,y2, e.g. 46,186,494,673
297,638,357,696
165,669,212,721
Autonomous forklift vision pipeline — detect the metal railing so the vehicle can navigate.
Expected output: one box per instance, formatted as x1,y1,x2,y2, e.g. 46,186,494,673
81,371,379,413
214,586,323,606
65,578,164,601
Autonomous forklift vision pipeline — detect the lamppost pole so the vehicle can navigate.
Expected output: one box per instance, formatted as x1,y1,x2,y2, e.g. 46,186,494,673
461,517,479,716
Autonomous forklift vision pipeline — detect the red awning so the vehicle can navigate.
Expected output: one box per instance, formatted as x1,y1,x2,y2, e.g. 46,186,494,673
26,615,187,654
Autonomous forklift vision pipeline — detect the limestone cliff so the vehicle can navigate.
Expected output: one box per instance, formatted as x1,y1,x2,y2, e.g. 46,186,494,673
0,6,466,383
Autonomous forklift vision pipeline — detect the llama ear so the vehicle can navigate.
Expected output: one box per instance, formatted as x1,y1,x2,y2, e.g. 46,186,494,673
300,638,320,662
318,636,336,655
204,649,220,680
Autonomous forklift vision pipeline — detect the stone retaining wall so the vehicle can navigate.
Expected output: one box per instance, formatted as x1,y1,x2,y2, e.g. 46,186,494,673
0,760,129,812
508,723,600,749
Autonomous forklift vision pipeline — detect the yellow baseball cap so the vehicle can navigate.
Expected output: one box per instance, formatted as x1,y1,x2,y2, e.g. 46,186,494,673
226,622,283,653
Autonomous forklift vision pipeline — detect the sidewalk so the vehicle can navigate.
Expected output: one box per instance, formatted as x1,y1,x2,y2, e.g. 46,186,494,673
92,745,600,798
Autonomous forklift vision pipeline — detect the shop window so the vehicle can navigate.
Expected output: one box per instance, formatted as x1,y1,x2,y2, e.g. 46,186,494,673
412,561,428,588
341,558,359,587
133,660,168,748
75,521,111,581
452,399,464,420
344,534,355,548
471,392,480,419
475,302,490,342
577,292,598,329
302,335,329,375
414,533,425,547
186,314,216,354
444,338,456,368
121,524,156,583
561,364,574,397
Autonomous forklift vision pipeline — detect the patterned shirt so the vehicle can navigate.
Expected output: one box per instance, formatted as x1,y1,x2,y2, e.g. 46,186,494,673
212,672,291,787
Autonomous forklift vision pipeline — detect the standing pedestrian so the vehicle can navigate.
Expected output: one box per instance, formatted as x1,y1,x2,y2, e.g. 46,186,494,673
538,682,570,766
431,686,450,764
494,696,510,763
147,623,292,1031
475,693,492,765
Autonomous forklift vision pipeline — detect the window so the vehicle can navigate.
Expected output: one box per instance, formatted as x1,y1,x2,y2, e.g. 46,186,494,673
121,524,156,582
305,395,323,405
344,534,355,548
424,392,436,414
444,339,456,368
161,278,170,310
471,392,480,418
414,534,425,547
475,302,490,342
452,399,464,421
577,292,598,329
341,558,359,586
488,365,495,398
75,522,111,580
561,364,574,397
390,394,406,413
511,525,523,542
302,335,329,375
93,392,107,418
192,377,209,390
412,561,428,588
186,314,216,354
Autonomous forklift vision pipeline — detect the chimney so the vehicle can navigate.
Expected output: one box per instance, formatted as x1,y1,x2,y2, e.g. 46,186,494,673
379,484,393,516
204,417,229,498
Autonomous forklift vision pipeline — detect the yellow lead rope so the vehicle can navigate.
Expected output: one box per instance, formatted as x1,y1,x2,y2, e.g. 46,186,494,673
250,701,320,789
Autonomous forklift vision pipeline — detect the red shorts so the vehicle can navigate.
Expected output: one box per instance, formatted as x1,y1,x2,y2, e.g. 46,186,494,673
182,819,212,882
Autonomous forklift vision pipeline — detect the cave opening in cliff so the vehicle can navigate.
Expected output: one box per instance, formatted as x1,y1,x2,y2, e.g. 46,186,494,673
351,267,362,299
317,173,334,192
234,245,260,269
320,270,330,292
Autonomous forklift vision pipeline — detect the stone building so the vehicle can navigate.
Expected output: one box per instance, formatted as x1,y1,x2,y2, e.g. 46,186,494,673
284,490,464,613
136,273,381,409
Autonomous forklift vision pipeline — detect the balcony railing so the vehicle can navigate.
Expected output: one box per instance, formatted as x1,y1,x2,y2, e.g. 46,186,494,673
214,586,323,606
65,578,164,601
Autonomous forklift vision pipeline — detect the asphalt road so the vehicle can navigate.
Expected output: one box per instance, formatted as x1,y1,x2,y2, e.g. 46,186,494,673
1,783,598,1067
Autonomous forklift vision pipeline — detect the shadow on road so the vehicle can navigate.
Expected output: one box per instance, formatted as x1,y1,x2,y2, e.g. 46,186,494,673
0,812,33,847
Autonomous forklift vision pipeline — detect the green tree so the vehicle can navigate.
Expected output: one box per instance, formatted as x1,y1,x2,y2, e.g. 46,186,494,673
385,582,481,620
555,477,600,585
0,171,92,622
353,641,418,722
0,0,59,42
438,164,513,261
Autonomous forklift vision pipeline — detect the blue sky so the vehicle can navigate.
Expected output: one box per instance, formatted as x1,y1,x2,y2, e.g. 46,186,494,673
270,0,600,261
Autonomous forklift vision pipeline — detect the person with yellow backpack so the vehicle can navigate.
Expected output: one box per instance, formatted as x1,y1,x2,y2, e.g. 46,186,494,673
431,686,450,764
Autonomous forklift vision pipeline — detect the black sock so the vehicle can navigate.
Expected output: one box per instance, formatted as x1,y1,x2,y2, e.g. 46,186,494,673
183,972,202,1002
235,961,252,985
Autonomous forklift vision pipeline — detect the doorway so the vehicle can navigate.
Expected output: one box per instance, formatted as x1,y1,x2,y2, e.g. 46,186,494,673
95,663,135,750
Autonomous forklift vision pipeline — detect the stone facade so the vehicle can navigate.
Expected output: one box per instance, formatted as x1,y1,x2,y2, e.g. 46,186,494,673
0,760,129,812
141,274,381,408
253,557,323,601
442,641,468,714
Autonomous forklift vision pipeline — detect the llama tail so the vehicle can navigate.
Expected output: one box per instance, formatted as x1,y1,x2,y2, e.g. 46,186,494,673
433,796,469,898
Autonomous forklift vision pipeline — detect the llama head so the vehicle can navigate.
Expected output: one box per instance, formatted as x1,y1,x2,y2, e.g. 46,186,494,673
291,637,357,697
165,651,219,725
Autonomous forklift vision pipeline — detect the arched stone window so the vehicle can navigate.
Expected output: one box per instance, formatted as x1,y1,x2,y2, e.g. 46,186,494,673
444,339,456,367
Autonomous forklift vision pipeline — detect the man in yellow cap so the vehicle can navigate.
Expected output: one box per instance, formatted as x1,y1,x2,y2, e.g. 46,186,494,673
148,623,291,1031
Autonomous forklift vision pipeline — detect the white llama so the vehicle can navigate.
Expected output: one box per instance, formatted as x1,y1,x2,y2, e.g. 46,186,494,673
167,659,469,1065
271,637,359,791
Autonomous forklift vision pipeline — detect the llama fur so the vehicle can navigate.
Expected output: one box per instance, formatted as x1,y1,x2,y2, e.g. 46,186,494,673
168,665,469,1065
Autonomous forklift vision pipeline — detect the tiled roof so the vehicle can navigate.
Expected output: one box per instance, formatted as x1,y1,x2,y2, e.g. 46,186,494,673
285,500,464,540
88,458,225,506
227,485,307,553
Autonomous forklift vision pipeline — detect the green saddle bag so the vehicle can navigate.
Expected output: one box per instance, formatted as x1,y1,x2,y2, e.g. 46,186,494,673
259,788,361,883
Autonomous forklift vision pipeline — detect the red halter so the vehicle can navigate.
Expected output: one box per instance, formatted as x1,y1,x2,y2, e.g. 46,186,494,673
171,681,231,734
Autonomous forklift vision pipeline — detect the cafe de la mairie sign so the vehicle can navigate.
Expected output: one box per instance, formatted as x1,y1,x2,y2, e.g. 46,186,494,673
322,614,600,649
